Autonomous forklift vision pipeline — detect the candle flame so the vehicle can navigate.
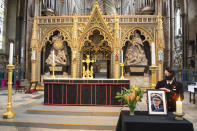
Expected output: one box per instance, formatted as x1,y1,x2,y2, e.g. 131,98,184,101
178,97,181,101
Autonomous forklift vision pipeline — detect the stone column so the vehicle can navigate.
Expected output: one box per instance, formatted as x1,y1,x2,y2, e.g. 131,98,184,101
6,0,17,54
34,0,40,16
170,0,175,68
25,0,34,80
30,17,38,82
31,59,36,82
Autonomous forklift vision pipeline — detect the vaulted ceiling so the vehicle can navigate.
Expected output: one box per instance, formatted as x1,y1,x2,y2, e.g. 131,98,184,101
52,0,134,15
74,0,133,14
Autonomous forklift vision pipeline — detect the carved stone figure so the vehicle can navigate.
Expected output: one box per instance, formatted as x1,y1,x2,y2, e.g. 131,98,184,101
173,37,183,68
52,33,64,50
45,32,70,65
55,49,69,65
45,50,54,65
46,49,69,65
124,33,148,66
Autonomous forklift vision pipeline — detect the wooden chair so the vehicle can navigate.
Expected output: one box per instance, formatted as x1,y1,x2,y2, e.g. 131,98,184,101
25,81,38,94
15,80,26,93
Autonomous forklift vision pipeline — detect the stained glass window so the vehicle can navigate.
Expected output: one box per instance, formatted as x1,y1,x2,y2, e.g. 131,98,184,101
0,0,7,49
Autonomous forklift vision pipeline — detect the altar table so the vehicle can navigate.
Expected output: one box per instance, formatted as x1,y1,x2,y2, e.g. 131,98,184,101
44,78,130,106
116,111,194,131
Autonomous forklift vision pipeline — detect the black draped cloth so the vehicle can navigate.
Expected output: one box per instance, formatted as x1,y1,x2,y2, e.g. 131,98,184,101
116,111,194,131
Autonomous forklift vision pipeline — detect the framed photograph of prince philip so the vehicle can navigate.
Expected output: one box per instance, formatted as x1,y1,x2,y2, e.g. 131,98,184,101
147,90,167,115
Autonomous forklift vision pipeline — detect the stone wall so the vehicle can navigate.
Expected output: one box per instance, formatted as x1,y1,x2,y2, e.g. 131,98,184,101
6,0,17,54
187,0,197,69
188,0,197,40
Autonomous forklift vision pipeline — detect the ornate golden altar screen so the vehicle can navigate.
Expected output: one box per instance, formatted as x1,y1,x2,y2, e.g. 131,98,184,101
30,2,165,89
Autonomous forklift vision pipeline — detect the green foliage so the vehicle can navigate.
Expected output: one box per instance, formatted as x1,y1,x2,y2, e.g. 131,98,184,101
116,85,144,111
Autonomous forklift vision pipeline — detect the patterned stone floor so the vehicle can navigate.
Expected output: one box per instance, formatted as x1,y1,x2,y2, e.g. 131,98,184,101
0,88,196,131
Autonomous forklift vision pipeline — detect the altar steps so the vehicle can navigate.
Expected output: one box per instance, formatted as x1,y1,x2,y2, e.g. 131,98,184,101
26,109,120,116
23,105,121,130
0,103,124,130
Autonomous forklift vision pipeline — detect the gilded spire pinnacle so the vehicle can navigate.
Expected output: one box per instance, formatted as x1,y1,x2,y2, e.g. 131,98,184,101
94,1,99,8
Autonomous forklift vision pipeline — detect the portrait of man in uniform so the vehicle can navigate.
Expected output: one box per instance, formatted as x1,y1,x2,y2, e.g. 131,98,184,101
151,93,164,112
147,90,167,115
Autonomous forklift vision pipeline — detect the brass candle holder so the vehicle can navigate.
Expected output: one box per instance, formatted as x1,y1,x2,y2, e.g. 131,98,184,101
173,112,185,120
51,64,56,79
2,64,16,119
120,63,124,79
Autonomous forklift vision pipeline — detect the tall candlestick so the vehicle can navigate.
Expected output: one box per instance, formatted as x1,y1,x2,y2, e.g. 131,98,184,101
176,98,182,114
9,42,14,65
151,42,156,65
32,50,36,60
121,50,123,63
52,50,55,64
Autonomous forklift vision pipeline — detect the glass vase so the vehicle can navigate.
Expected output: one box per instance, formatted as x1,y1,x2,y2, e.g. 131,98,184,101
129,106,135,115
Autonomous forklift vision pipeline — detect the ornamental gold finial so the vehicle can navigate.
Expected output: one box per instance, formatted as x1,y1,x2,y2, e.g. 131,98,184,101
95,1,99,7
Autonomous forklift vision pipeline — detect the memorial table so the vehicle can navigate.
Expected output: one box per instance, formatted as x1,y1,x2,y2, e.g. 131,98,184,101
116,111,194,131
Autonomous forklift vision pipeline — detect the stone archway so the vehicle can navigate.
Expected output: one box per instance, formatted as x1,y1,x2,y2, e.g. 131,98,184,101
81,29,112,78
40,27,72,52
40,30,72,81
122,27,154,46
122,28,153,88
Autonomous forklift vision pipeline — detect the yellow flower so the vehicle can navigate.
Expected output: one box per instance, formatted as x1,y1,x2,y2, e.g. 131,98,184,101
130,90,136,100
116,85,144,109
126,95,130,100
136,96,140,101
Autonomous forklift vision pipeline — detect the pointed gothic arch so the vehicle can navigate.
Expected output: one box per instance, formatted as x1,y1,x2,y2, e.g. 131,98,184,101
78,2,114,50
39,27,72,52
79,27,113,50
121,27,154,47
121,27,154,67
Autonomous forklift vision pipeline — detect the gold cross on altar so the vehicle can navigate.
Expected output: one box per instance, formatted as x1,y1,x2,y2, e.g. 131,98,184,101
82,55,94,71
82,55,94,78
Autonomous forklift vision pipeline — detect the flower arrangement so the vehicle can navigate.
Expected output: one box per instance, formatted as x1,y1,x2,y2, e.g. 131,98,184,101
115,85,144,115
